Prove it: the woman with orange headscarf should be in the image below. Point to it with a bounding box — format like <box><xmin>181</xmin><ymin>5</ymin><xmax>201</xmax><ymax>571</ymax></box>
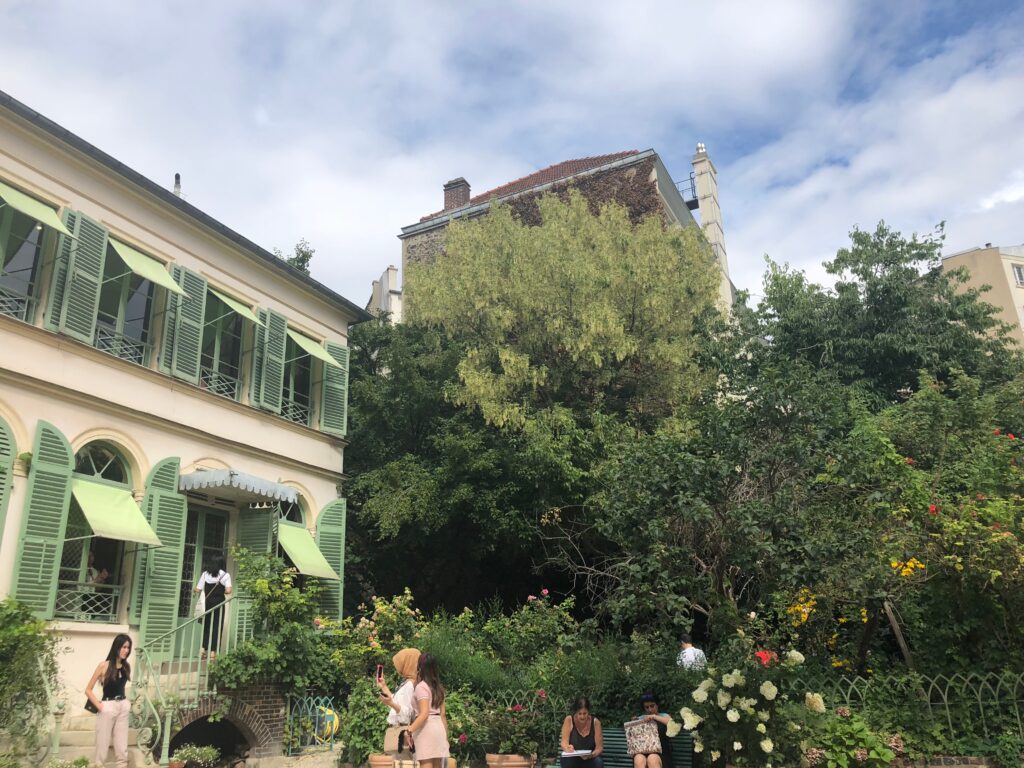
<box><xmin>378</xmin><ymin>648</ymin><xmax>421</xmax><ymax>753</ymax></box>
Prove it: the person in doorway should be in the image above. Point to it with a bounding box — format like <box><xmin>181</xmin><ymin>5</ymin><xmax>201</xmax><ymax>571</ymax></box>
<box><xmin>676</xmin><ymin>634</ymin><xmax>707</xmax><ymax>670</ymax></box>
<box><xmin>378</xmin><ymin>647</ymin><xmax>422</xmax><ymax>753</ymax></box>
<box><xmin>85</xmin><ymin>633</ymin><xmax>132</xmax><ymax>768</ymax></box>
<box><xmin>194</xmin><ymin>555</ymin><xmax>232</xmax><ymax>659</ymax></box>
<box><xmin>407</xmin><ymin>653</ymin><xmax>449</xmax><ymax>768</ymax></box>
<box><xmin>634</xmin><ymin>693</ymin><xmax>673</xmax><ymax>768</ymax></box>
<box><xmin>560</xmin><ymin>695</ymin><xmax>604</xmax><ymax>768</ymax></box>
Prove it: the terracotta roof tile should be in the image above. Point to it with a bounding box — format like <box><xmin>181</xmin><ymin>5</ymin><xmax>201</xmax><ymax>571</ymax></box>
<box><xmin>420</xmin><ymin>150</ymin><xmax>640</xmax><ymax>222</ymax></box>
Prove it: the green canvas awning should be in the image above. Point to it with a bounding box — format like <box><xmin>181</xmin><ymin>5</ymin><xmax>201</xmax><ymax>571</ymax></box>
<box><xmin>287</xmin><ymin>329</ymin><xmax>341</xmax><ymax>368</ymax></box>
<box><xmin>209</xmin><ymin>287</ymin><xmax>261</xmax><ymax>325</ymax></box>
<box><xmin>71</xmin><ymin>479</ymin><xmax>163</xmax><ymax>547</ymax></box>
<box><xmin>108</xmin><ymin>238</ymin><xmax>186</xmax><ymax>296</ymax></box>
<box><xmin>277</xmin><ymin>523</ymin><xmax>339</xmax><ymax>580</ymax></box>
<box><xmin>0</xmin><ymin>180</ymin><xmax>72</xmax><ymax>236</ymax></box>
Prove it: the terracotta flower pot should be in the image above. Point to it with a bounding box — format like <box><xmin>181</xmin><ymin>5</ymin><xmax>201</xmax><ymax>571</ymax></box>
<box><xmin>369</xmin><ymin>753</ymin><xmax>395</xmax><ymax>768</ymax></box>
<box><xmin>485</xmin><ymin>754</ymin><xmax>535</xmax><ymax>768</ymax></box>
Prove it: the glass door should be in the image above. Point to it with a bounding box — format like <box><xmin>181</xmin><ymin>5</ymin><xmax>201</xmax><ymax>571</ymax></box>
<box><xmin>175</xmin><ymin>505</ymin><xmax>228</xmax><ymax>657</ymax></box>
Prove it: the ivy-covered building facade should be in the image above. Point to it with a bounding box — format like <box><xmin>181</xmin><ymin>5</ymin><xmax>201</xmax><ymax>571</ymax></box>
<box><xmin>0</xmin><ymin>89</ymin><xmax>368</xmax><ymax>713</ymax></box>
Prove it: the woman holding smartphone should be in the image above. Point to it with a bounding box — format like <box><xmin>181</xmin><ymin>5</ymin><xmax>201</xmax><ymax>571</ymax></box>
<box><xmin>377</xmin><ymin>648</ymin><xmax>421</xmax><ymax>752</ymax></box>
<box><xmin>407</xmin><ymin>653</ymin><xmax>449</xmax><ymax>768</ymax></box>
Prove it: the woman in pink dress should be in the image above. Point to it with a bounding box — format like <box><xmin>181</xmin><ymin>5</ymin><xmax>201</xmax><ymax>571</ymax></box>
<box><xmin>408</xmin><ymin>653</ymin><xmax>450</xmax><ymax>768</ymax></box>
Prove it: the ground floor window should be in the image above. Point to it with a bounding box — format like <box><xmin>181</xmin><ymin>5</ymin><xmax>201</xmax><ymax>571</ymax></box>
<box><xmin>54</xmin><ymin>503</ymin><xmax>124</xmax><ymax>622</ymax></box>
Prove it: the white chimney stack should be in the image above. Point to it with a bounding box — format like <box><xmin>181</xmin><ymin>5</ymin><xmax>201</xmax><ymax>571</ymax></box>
<box><xmin>691</xmin><ymin>142</ymin><xmax>732</xmax><ymax>309</ymax></box>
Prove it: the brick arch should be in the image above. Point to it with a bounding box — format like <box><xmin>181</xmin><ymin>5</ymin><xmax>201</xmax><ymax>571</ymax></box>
<box><xmin>176</xmin><ymin>697</ymin><xmax>271</xmax><ymax>751</ymax></box>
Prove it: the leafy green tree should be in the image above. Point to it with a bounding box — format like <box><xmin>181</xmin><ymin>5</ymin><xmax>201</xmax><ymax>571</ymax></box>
<box><xmin>406</xmin><ymin>191</ymin><xmax>720</xmax><ymax>429</ymax></box>
<box><xmin>274</xmin><ymin>237</ymin><xmax>315</xmax><ymax>275</ymax></box>
<box><xmin>756</xmin><ymin>222</ymin><xmax>1018</xmax><ymax>404</ymax></box>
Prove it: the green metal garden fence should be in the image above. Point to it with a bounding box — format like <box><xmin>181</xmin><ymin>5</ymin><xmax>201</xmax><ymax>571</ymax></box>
<box><xmin>285</xmin><ymin>694</ymin><xmax>341</xmax><ymax>755</ymax></box>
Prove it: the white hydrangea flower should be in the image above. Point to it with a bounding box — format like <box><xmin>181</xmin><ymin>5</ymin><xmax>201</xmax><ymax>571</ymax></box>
<box><xmin>805</xmin><ymin>692</ymin><xmax>826</xmax><ymax>714</ymax></box>
<box><xmin>757</xmin><ymin>710</ymin><xmax>770</xmax><ymax>722</ymax></box>
<box><xmin>679</xmin><ymin>708</ymin><xmax>703</xmax><ymax>731</ymax></box>
<box><xmin>710</xmin><ymin>751</ymin><xmax>720</xmax><ymax>763</ymax></box>
<box><xmin>785</xmin><ymin>649</ymin><xmax>806</xmax><ymax>667</ymax></box>
<box><xmin>693</xmin><ymin>738</ymin><xmax>704</xmax><ymax>754</ymax></box>
<box><xmin>717</xmin><ymin>689</ymin><xmax>733</xmax><ymax>709</ymax></box>
<box><xmin>726</xmin><ymin>708</ymin><xmax>740</xmax><ymax>723</ymax></box>
<box><xmin>759</xmin><ymin>681</ymin><xmax>778</xmax><ymax>701</ymax></box>
<box><xmin>756</xmin><ymin>723</ymin><xmax>767</xmax><ymax>734</ymax></box>
<box><xmin>691</xmin><ymin>687</ymin><xmax>709</xmax><ymax>704</ymax></box>
<box><xmin>698</xmin><ymin>677</ymin><xmax>717</xmax><ymax>692</ymax></box>
<box><xmin>733</xmin><ymin>741</ymin><xmax>743</xmax><ymax>751</ymax></box>
<box><xmin>666</xmin><ymin>720</ymin><xmax>682</xmax><ymax>738</ymax></box>
<box><xmin>760</xmin><ymin>738</ymin><xmax>774</xmax><ymax>753</ymax></box>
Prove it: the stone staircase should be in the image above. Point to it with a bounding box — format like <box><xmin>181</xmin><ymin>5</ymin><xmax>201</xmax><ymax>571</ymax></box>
<box><xmin>52</xmin><ymin>713</ymin><xmax>147</xmax><ymax>767</ymax></box>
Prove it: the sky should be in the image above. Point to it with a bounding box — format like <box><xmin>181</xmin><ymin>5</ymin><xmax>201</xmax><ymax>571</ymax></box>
<box><xmin>1</xmin><ymin>0</ymin><xmax>1022</xmax><ymax>305</ymax></box>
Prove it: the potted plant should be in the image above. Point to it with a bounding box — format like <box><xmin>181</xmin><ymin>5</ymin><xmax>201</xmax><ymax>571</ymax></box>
<box><xmin>170</xmin><ymin>743</ymin><xmax>220</xmax><ymax>768</ymax></box>
<box><xmin>479</xmin><ymin>693</ymin><xmax>547</xmax><ymax>768</ymax></box>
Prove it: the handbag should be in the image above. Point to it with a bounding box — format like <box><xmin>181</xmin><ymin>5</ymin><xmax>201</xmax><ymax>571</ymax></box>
<box><xmin>84</xmin><ymin>698</ymin><xmax>99</xmax><ymax>714</ymax></box>
<box><xmin>193</xmin><ymin>587</ymin><xmax>206</xmax><ymax>619</ymax></box>
<box><xmin>624</xmin><ymin>718</ymin><xmax>661</xmax><ymax>756</ymax></box>
<box><xmin>384</xmin><ymin>726</ymin><xmax>412</xmax><ymax>754</ymax></box>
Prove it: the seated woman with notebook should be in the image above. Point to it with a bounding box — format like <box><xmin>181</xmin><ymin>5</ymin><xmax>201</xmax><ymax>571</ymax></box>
<box><xmin>560</xmin><ymin>695</ymin><xmax>603</xmax><ymax>768</ymax></box>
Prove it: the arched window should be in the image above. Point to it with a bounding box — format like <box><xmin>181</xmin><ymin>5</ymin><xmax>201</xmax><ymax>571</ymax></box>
<box><xmin>278</xmin><ymin>499</ymin><xmax>305</xmax><ymax>525</ymax></box>
<box><xmin>54</xmin><ymin>442</ymin><xmax>132</xmax><ymax>622</ymax></box>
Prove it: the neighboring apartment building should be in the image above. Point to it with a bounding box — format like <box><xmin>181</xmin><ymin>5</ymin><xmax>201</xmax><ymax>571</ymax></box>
<box><xmin>390</xmin><ymin>143</ymin><xmax>734</xmax><ymax>313</ymax></box>
<box><xmin>0</xmin><ymin>89</ymin><xmax>368</xmax><ymax>715</ymax></box>
<box><xmin>943</xmin><ymin>243</ymin><xmax>1024</xmax><ymax>345</ymax></box>
<box><xmin>366</xmin><ymin>263</ymin><xmax>403</xmax><ymax>322</ymax></box>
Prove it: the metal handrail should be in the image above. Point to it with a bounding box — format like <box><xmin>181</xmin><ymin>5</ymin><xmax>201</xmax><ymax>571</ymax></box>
<box><xmin>132</xmin><ymin>594</ymin><xmax>255</xmax><ymax>766</ymax></box>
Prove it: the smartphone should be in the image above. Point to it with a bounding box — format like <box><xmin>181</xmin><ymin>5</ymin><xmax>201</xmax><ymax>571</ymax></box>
<box><xmin>376</xmin><ymin>664</ymin><xmax>384</xmax><ymax>681</ymax></box>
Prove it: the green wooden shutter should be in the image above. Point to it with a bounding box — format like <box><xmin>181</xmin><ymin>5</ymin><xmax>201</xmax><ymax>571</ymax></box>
<box><xmin>58</xmin><ymin>213</ymin><xmax>108</xmax><ymax>344</ymax></box>
<box><xmin>315</xmin><ymin>499</ymin><xmax>346</xmax><ymax>621</ymax></box>
<box><xmin>0</xmin><ymin>417</ymin><xmax>15</xmax><ymax>552</ymax></box>
<box><xmin>231</xmin><ymin>508</ymin><xmax>277</xmax><ymax>642</ymax></box>
<box><xmin>44</xmin><ymin>209</ymin><xmax>79</xmax><ymax>331</ymax></box>
<box><xmin>159</xmin><ymin>266</ymin><xmax>182</xmax><ymax>375</ymax></box>
<box><xmin>320</xmin><ymin>342</ymin><xmax>350</xmax><ymax>437</ymax></box>
<box><xmin>258</xmin><ymin>310</ymin><xmax>287</xmax><ymax>414</ymax></box>
<box><xmin>138</xmin><ymin>459</ymin><xmax>187</xmax><ymax>663</ymax></box>
<box><xmin>249</xmin><ymin>308</ymin><xmax>267</xmax><ymax>406</ymax></box>
<box><xmin>12</xmin><ymin>421</ymin><xmax>74</xmax><ymax>618</ymax></box>
<box><xmin>170</xmin><ymin>267</ymin><xmax>207</xmax><ymax>384</ymax></box>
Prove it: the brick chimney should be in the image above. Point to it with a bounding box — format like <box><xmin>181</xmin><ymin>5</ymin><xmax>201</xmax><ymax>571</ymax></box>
<box><xmin>443</xmin><ymin>177</ymin><xmax>471</xmax><ymax>211</ymax></box>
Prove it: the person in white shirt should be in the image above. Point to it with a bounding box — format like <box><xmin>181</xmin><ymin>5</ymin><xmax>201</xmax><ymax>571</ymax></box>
<box><xmin>194</xmin><ymin>556</ymin><xmax>232</xmax><ymax>659</ymax></box>
<box><xmin>676</xmin><ymin>634</ymin><xmax>707</xmax><ymax>670</ymax></box>
<box><xmin>378</xmin><ymin>648</ymin><xmax>421</xmax><ymax>753</ymax></box>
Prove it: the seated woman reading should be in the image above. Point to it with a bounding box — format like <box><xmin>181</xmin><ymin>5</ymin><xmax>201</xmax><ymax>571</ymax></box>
<box><xmin>634</xmin><ymin>693</ymin><xmax>672</xmax><ymax>768</ymax></box>
<box><xmin>560</xmin><ymin>696</ymin><xmax>603</xmax><ymax>768</ymax></box>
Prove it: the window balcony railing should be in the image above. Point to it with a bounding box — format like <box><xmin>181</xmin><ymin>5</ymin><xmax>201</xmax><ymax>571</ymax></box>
<box><xmin>0</xmin><ymin>284</ymin><xmax>33</xmax><ymax>322</ymax></box>
<box><xmin>200</xmin><ymin>365</ymin><xmax>241</xmax><ymax>400</ymax></box>
<box><xmin>54</xmin><ymin>580</ymin><xmax>122</xmax><ymax>623</ymax></box>
<box><xmin>94</xmin><ymin>325</ymin><xmax>150</xmax><ymax>366</ymax></box>
<box><xmin>281</xmin><ymin>396</ymin><xmax>311</xmax><ymax>426</ymax></box>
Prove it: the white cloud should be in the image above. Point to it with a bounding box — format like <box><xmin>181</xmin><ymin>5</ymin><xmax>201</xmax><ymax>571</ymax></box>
<box><xmin>0</xmin><ymin>1</ymin><xmax>1020</xmax><ymax>307</ymax></box>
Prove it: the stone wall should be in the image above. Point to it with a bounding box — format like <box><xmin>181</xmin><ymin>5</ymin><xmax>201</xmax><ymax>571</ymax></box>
<box><xmin>898</xmin><ymin>758</ymin><xmax>993</xmax><ymax>767</ymax></box>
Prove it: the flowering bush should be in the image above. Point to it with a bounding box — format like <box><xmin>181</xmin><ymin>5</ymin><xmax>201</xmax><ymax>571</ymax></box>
<box><xmin>671</xmin><ymin>637</ymin><xmax>827</xmax><ymax>767</ymax></box>
<box><xmin>800</xmin><ymin>709</ymin><xmax>895</xmax><ymax>767</ymax></box>
<box><xmin>478</xmin><ymin>691</ymin><xmax>549</xmax><ymax>756</ymax></box>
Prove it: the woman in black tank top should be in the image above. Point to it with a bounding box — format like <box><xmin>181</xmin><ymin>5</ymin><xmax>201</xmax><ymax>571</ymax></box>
<box><xmin>85</xmin><ymin>634</ymin><xmax>133</xmax><ymax>768</ymax></box>
<box><xmin>559</xmin><ymin>696</ymin><xmax>604</xmax><ymax>768</ymax></box>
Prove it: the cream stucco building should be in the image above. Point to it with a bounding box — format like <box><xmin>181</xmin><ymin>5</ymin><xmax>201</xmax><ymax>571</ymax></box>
<box><xmin>943</xmin><ymin>243</ymin><xmax>1024</xmax><ymax>345</ymax></box>
<box><xmin>0</xmin><ymin>88</ymin><xmax>368</xmax><ymax>741</ymax></box>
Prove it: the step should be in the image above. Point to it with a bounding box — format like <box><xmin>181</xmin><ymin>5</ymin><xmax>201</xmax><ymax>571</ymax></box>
<box><xmin>59</xmin><ymin>728</ymin><xmax>140</xmax><ymax>747</ymax></box>
<box><xmin>54</xmin><ymin>744</ymin><xmax>146</xmax><ymax>767</ymax></box>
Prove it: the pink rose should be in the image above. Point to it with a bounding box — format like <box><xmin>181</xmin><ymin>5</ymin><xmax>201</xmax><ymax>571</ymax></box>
<box><xmin>541</xmin><ymin>588</ymin><xmax>549</xmax><ymax>596</ymax></box>
<box><xmin>527</xmin><ymin>595</ymin><xmax>537</xmax><ymax>602</ymax></box>
<box><xmin>458</xmin><ymin>734</ymin><xmax>468</xmax><ymax>744</ymax></box>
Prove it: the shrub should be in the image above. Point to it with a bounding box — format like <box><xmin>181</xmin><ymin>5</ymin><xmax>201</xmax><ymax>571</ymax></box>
<box><xmin>170</xmin><ymin>743</ymin><xmax>219</xmax><ymax>767</ymax></box>
<box><xmin>339</xmin><ymin>677</ymin><xmax>389</xmax><ymax>764</ymax></box>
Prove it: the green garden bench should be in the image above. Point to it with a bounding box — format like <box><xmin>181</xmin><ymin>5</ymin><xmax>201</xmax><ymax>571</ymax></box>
<box><xmin>550</xmin><ymin>727</ymin><xmax>693</xmax><ymax>768</ymax></box>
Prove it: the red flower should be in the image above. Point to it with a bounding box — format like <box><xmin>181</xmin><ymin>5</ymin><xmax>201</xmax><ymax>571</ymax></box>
<box><xmin>458</xmin><ymin>734</ymin><xmax>468</xmax><ymax>744</ymax></box>
<box><xmin>928</xmin><ymin>504</ymin><xmax>938</xmax><ymax>516</ymax></box>
<box><xmin>511</xmin><ymin>704</ymin><xmax>525</xmax><ymax>713</ymax></box>
<box><xmin>754</xmin><ymin>650</ymin><xmax>777</xmax><ymax>667</ymax></box>
<box><xmin>994</xmin><ymin>428</ymin><xmax>1002</xmax><ymax>435</ymax></box>
<box><xmin>905</xmin><ymin>457</ymin><xmax>915</xmax><ymax>465</ymax></box>
<box><xmin>536</xmin><ymin>689</ymin><xmax>547</xmax><ymax>699</ymax></box>
<box><xmin>1009</xmin><ymin>433</ymin><xmax>1017</xmax><ymax>440</ymax></box>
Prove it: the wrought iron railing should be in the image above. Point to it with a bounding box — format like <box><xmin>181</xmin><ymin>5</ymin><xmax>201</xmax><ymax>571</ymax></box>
<box><xmin>787</xmin><ymin>670</ymin><xmax>1024</xmax><ymax>742</ymax></box>
<box><xmin>0</xmin><ymin>283</ymin><xmax>32</xmax><ymax>321</ymax></box>
<box><xmin>284</xmin><ymin>694</ymin><xmax>340</xmax><ymax>755</ymax></box>
<box><xmin>94</xmin><ymin>325</ymin><xmax>150</xmax><ymax>365</ymax></box>
<box><xmin>281</xmin><ymin>396</ymin><xmax>311</xmax><ymax>426</ymax></box>
<box><xmin>132</xmin><ymin>595</ymin><xmax>255</xmax><ymax>766</ymax></box>
<box><xmin>53</xmin><ymin>580</ymin><xmax>122</xmax><ymax>623</ymax></box>
<box><xmin>199</xmin><ymin>366</ymin><xmax>240</xmax><ymax>400</ymax></box>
